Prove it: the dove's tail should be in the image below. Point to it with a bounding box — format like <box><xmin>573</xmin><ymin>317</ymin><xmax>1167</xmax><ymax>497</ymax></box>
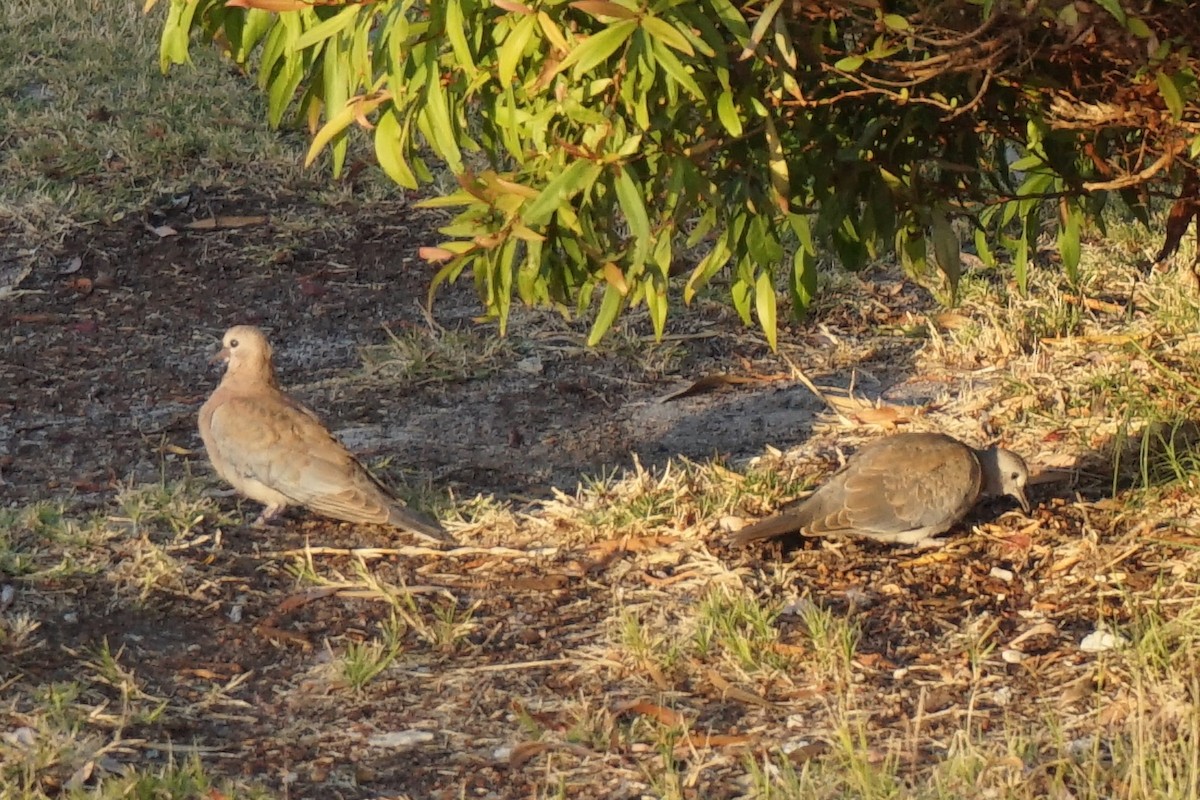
<box><xmin>387</xmin><ymin>504</ymin><xmax>452</xmax><ymax>545</ymax></box>
<box><xmin>727</xmin><ymin>514</ymin><xmax>804</xmax><ymax>546</ymax></box>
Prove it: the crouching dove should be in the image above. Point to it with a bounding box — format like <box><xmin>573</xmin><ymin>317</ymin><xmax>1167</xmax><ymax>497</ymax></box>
<box><xmin>729</xmin><ymin>432</ymin><xmax>1030</xmax><ymax>547</ymax></box>
<box><xmin>198</xmin><ymin>325</ymin><xmax>449</xmax><ymax>544</ymax></box>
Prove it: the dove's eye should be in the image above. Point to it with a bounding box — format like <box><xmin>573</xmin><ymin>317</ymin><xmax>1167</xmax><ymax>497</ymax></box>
<box><xmin>230</xmin><ymin>339</ymin><xmax>239</xmax><ymax>348</ymax></box>
<box><xmin>1010</xmin><ymin>472</ymin><xmax>1020</xmax><ymax>480</ymax></box>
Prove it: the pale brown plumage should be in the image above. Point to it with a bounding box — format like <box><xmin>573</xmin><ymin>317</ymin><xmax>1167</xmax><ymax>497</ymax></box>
<box><xmin>198</xmin><ymin>325</ymin><xmax>448</xmax><ymax>543</ymax></box>
<box><xmin>729</xmin><ymin>432</ymin><xmax>1031</xmax><ymax>547</ymax></box>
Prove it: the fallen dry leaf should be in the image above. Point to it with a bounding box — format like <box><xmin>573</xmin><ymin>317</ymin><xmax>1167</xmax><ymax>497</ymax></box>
<box><xmin>616</xmin><ymin>700</ymin><xmax>686</xmax><ymax>727</ymax></box>
<box><xmin>185</xmin><ymin>215</ymin><xmax>269</xmax><ymax>231</ymax></box>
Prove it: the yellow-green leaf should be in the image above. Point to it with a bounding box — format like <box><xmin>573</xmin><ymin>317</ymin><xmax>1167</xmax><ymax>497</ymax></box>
<box><xmin>522</xmin><ymin>160</ymin><xmax>603</xmax><ymax>226</ymax></box>
<box><xmin>754</xmin><ymin>270</ymin><xmax>777</xmax><ymax>350</ymax></box>
<box><xmin>558</xmin><ymin>19</ymin><xmax>637</xmax><ymax>77</ymax></box>
<box><xmin>739</xmin><ymin>0</ymin><xmax>782</xmax><ymax>59</ymax></box>
<box><xmin>614</xmin><ymin>166</ymin><xmax>651</xmax><ymax>267</ymax></box>
<box><xmin>642</xmin><ymin>15</ymin><xmax>694</xmax><ymax>55</ymax></box>
<box><xmin>1058</xmin><ymin>202</ymin><xmax>1081</xmax><ymax>282</ymax></box>
<box><xmin>834</xmin><ymin>54</ymin><xmax>864</xmax><ymax>72</ymax></box>
<box><xmin>646</xmin><ymin>279</ymin><xmax>668</xmax><ymax>340</ymax></box>
<box><xmin>291</xmin><ymin>4</ymin><xmax>360</xmax><ymax>52</ymax></box>
<box><xmin>649</xmin><ymin>38</ymin><xmax>703</xmax><ymax>99</ymax></box>
<box><xmin>1156</xmin><ymin>71</ymin><xmax>1184</xmax><ymax>121</ymax></box>
<box><xmin>764</xmin><ymin>113</ymin><xmax>789</xmax><ymax>212</ymax></box>
<box><xmin>373</xmin><ymin>108</ymin><xmax>418</xmax><ymax>189</ymax></box>
<box><xmin>445</xmin><ymin>0</ymin><xmax>477</xmax><ymax>77</ymax></box>
<box><xmin>537</xmin><ymin>11</ymin><xmax>570</xmax><ymax>52</ymax></box>
<box><xmin>716</xmin><ymin>91</ymin><xmax>743</xmax><ymax>137</ymax></box>
<box><xmin>498</xmin><ymin>14</ymin><xmax>537</xmax><ymax>87</ymax></box>
<box><xmin>587</xmin><ymin>284</ymin><xmax>624</xmax><ymax>345</ymax></box>
<box><xmin>305</xmin><ymin>103</ymin><xmax>358</xmax><ymax>167</ymax></box>
<box><xmin>422</xmin><ymin>64</ymin><xmax>463</xmax><ymax>171</ymax></box>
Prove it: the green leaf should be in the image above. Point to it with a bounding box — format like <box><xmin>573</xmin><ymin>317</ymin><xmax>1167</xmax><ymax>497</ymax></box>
<box><xmin>495</xmin><ymin>238</ymin><xmax>517</xmax><ymax>335</ymax></box>
<box><xmin>322</xmin><ymin>34</ymin><xmax>351</xmax><ymax>176</ymax></box>
<box><xmin>743</xmin><ymin>0</ymin><xmax>783</xmax><ymax>59</ymax></box>
<box><xmin>642</xmin><ymin>15</ymin><xmax>694</xmax><ymax>55</ymax></box>
<box><xmin>159</xmin><ymin>0</ymin><xmax>202</xmax><ymax>71</ymax></box>
<box><xmin>374</xmin><ymin>108</ymin><xmax>418</xmax><ymax>189</ymax></box>
<box><xmin>1008</xmin><ymin>154</ymin><xmax>1044</xmax><ymax>172</ymax></box>
<box><xmin>834</xmin><ymin>55</ymin><xmax>865</xmax><ymax>72</ymax></box>
<box><xmin>929</xmin><ymin>208</ymin><xmax>961</xmax><ymax>301</ymax></box>
<box><xmin>445</xmin><ymin>0</ymin><xmax>477</xmax><ymax>78</ymax></box>
<box><xmin>789</xmin><ymin>247</ymin><xmax>817</xmax><ymax>317</ymax></box>
<box><xmin>788</xmin><ymin>213</ymin><xmax>816</xmax><ymax>255</ymax></box>
<box><xmin>614</xmin><ymin>166</ymin><xmax>651</xmax><ymax>267</ymax></box>
<box><xmin>685</xmin><ymin>228</ymin><xmax>733</xmax><ymax>303</ymax></box>
<box><xmin>522</xmin><ymin>160</ymin><xmax>603</xmax><ymax>227</ymax></box>
<box><xmin>650</xmin><ymin>38</ymin><xmax>703</xmax><ymax>99</ymax></box>
<box><xmin>897</xmin><ymin>225</ymin><xmax>927</xmax><ymax>277</ymax></box>
<box><xmin>754</xmin><ymin>269</ymin><xmax>778</xmax><ymax>351</ymax></box>
<box><xmin>498</xmin><ymin>14</ymin><xmax>537</xmax><ymax>87</ymax></box>
<box><xmin>763</xmin><ymin>113</ymin><xmax>789</xmax><ymax>212</ymax></box>
<box><xmin>882</xmin><ymin>13</ymin><xmax>909</xmax><ymax>32</ymax></box>
<box><xmin>1156</xmin><ymin>71</ymin><xmax>1184</xmax><ymax>121</ymax></box>
<box><xmin>716</xmin><ymin>90</ymin><xmax>742</xmax><ymax>137</ymax></box>
<box><xmin>973</xmin><ymin>225</ymin><xmax>995</xmax><ymax>267</ymax></box>
<box><xmin>730</xmin><ymin>261</ymin><xmax>754</xmax><ymax>325</ymax></box>
<box><xmin>1059</xmin><ymin>202</ymin><xmax>1082</xmax><ymax>283</ymax></box>
<box><xmin>1127</xmin><ymin>16</ymin><xmax>1152</xmax><ymax>37</ymax></box>
<box><xmin>587</xmin><ymin>284</ymin><xmax>624</xmax><ymax>345</ymax></box>
<box><xmin>292</xmin><ymin>5</ymin><xmax>360</xmax><ymax>52</ymax></box>
<box><xmin>646</xmin><ymin>278</ymin><xmax>668</xmax><ymax>340</ymax></box>
<box><xmin>558</xmin><ymin>19</ymin><xmax>637</xmax><ymax>78</ymax></box>
<box><xmin>1093</xmin><ymin>0</ymin><xmax>1126</xmax><ymax>25</ymax></box>
<box><xmin>706</xmin><ymin>0</ymin><xmax>751</xmax><ymax>44</ymax></box>
<box><xmin>421</xmin><ymin>62</ymin><xmax>463</xmax><ymax>171</ymax></box>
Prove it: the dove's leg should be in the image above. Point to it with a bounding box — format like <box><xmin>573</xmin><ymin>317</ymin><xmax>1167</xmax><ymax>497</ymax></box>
<box><xmin>253</xmin><ymin>504</ymin><xmax>286</xmax><ymax>527</ymax></box>
<box><xmin>910</xmin><ymin>536</ymin><xmax>949</xmax><ymax>550</ymax></box>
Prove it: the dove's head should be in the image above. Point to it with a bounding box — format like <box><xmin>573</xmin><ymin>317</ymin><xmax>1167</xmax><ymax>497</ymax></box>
<box><xmin>979</xmin><ymin>447</ymin><xmax>1031</xmax><ymax>513</ymax></box>
<box><xmin>212</xmin><ymin>325</ymin><xmax>276</xmax><ymax>384</ymax></box>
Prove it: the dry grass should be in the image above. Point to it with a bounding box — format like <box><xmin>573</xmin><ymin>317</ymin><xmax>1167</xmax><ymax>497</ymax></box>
<box><xmin>7</xmin><ymin>2</ymin><xmax>1200</xmax><ymax>799</ymax></box>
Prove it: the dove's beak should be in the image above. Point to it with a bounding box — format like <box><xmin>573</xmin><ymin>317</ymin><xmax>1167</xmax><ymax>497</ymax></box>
<box><xmin>1013</xmin><ymin>487</ymin><xmax>1031</xmax><ymax>514</ymax></box>
<box><xmin>209</xmin><ymin>346</ymin><xmax>231</xmax><ymax>365</ymax></box>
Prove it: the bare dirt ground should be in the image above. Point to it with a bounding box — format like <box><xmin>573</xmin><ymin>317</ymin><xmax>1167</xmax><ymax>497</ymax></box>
<box><xmin>5</xmin><ymin>187</ymin><xmax>1199</xmax><ymax>799</ymax></box>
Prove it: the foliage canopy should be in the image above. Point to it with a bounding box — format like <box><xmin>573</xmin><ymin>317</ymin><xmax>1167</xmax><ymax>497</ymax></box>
<box><xmin>154</xmin><ymin>0</ymin><xmax>1200</xmax><ymax>346</ymax></box>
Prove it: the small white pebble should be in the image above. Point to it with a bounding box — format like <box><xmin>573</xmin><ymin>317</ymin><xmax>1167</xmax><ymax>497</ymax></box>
<box><xmin>1080</xmin><ymin>629</ymin><xmax>1127</xmax><ymax>653</ymax></box>
<box><xmin>718</xmin><ymin>515</ymin><xmax>747</xmax><ymax>532</ymax></box>
<box><xmin>993</xmin><ymin>686</ymin><xmax>1013</xmax><ymax>707</ymax></box>
<box><xmin>1001</xmin><ymin>649</ymin><xmax>1026</xmax><ymax>664</ymax></box>
<box><xmin>989</xmin><ymin>567</ymin><xmax>1014</xmax><ymax>582</ymax></box>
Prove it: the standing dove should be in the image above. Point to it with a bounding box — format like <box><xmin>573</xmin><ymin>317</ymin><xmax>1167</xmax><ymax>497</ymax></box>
<box><xmin>729</xmin><ymin>432</ymin><xmax>1030</xmax><ymax>547</ymax></box>
<box><xmin>198</xmin><ymin>325</ymin><xmax>448</xmax><ymax>543</ymax></box>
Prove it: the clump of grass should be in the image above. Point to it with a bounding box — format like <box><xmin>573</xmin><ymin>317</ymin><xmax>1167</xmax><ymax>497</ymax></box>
<box><xmin>360</xmin><ymin>325</ymin><xmax>512</xmax><ymax>386</ymax></box>
<box><xmin>340</xmin><ymin>614</ymin><xmax>406</xmax><ymax>692</ymax></box>
<box><xmin>694</xmin><ymin>585</ymin><xmax>793</xmax><ymax>674</ymax></box>
<box><xmin>114</xmin><ymin>480</ymin><xmax>216</xmax><ymax>539</ymax></box>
